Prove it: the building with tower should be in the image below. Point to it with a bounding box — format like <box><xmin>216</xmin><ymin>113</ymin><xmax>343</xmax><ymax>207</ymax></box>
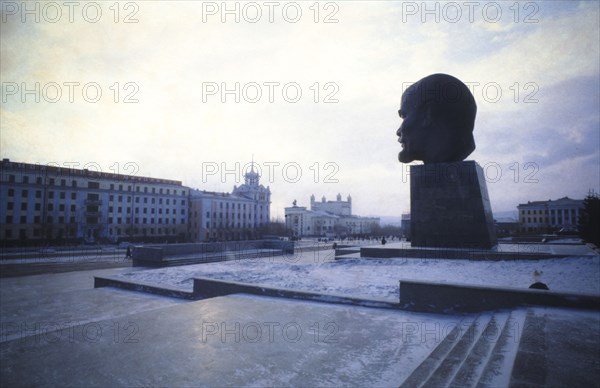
<box><xmin>284</xmin><ymin>194</ymin><xmax>379</xmax><ymax>238</ymax></box>
<box><xmin>0</xmin><ymin>158</ymin><xmax>272</xmax><ymax>246</ymax></box>
<box><xmin>310</xmin><ymin>193</ymin><xmax>352</xmax><ymax>216</ymax></box>
<box><xmin>189</xmin><ymin>163</ymin><xmax>271</xmax><ymax>242</ymax></box>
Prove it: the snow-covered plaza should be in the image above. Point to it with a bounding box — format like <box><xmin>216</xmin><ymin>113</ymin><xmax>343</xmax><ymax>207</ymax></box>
<box><xmin>2</xmin><ymin>242</ymin><xmax>599</xmax><ymax>386</ymax></box>
<box><xmin>114</xmin><ymin>246</ymin><xmax>600</xmax><ymax>300</ymax></box>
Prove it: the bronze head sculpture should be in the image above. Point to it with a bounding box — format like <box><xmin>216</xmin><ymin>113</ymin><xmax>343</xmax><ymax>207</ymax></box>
<box><xmin>397</xmin><ymin>73</ymin><xmax>477</xmax><ymax>164</ymax></box>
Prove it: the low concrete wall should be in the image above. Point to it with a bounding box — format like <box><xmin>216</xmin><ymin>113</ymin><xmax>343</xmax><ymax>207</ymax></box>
<box><xmin>94</xmin><ymin>276</ymin><xmax>196</xmax><ymax>300</ymax></box>
<box><xmin>96</xmin><ymin>274</ymin><xmax>599</xmax><ymax>313</ymax></box>
<box><xmin>360</xmin><ymin>247</ymin><xmax>567</xmax><ymax>260</ymax></box>
<box><xmin>261</xmin><ymin>239</ymin><xmax>294</xmax><ymax>254</ymax></box>
<box><xmin>193</xmin><ymin>277</ymin><xmax>397</xmax><ymax>309</ymax></box>
<box><xmin>399</xmin><ymin>280</ymin><xmax>600</xmax><ymax>313</ymax></box>
<box><xmin>335</xmin><ymin>248</ymin><xmax>360</xmax><ymax>256</ymax></box>
<box><xmin>133</xmin><ymin>240</ymin><xmax>294</xmax><ymax>266</ymax></box>
<box><xmin>133</xmin><ymin>247</ymin><xmax>163</xmax><ymax>262</ymax></box>
<box><xmin>334</xmin><ymin>244</ymin><xmax>361</xmax><ymax>257</ymax></box>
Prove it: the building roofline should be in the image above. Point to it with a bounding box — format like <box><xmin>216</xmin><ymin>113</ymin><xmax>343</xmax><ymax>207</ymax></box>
<box><xmin>1</xmin><ymin>158</ymin><xmax>182</xmax><ymax>186</ymax></box>
<box><xmin>517</xmin><ymin>196</ymin><xmax>584</xmax><ymax>208</ymax></box>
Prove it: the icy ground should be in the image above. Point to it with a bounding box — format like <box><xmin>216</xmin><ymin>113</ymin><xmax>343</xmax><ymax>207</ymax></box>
<box><xmin>115</xmin><ymin>251</ymin><xmax>600</xmax><ymax>302</ymax></box>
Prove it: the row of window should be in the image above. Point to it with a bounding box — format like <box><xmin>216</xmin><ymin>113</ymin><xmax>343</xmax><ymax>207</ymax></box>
<box><xmin>109</xmin><ymin>195</ymin><xmax>186</xmax><ymax>205</ymax></box>
<box><xmin>5</xmin><ymin>175</ymin><xmax>186</xmax><ymax>196</ymax></box>
<box><xmin>520</xmin><ymin>209</ymin><xmax>546</xmax><ymax>215</ymax></box>
<box><xmin>108</xmin><ymin>207</ymin><xmax>185</xmax><ymax>215</ymax></box>
<box><xmin>108</xmin><ymin>227</ymin><xmax>180</xmax><ymax>236</ymax></box>
<box><xmin>523</xmin><ymin>217</ymin><xmax>545</xmax><ymax>224</ymax></box>
<box><xmin>6</xmin><ymin>203</ymin><xmax>78</xmax><ymax>212</ymax></box>
<box><xmin>206</xmin><ymin>222</ymin><xmax>262</xmax><ymax>229</ymax></box>
<box><xmin>4</xmin><ymin>228</ymin><xmax>65</xmax><ymax>239</ymax></box>
<box><xmin>209</xmin><ymin>213</ymin><xmax>264</xmax><ymax>220</ymax></box>
<box><xmin>6</xmin><ymin>175</ymin><xmax>75</xmax><ymax>186</ymax></box>
<box><xmin>521</xmin><ymin>208</ymin><xmax>580</xmax><ymax>215</ymax></box>
<box><xmin>5</xmin><ymin>189</ymin><xmax>187</xmax><ymax>205</ymax></box>
<box><xmin>193</xmin><ymin>220</ymin><xmax>261</xmax><ymax>228</ymax></box>
<box><xmin>6</xmin><ymin>215</ymin><xmax>75</xmax><ymax>224</ymax></box>
<box><xmin>6</xmin><ymin>189</ymin><xmax>79</xmax><ymax>199</ymax></box>
<box><xmin>191</xmin><ymin>208</ymin><xmax>267</xmax><ymax>219</ymax></box>
<box><xmin>522</xmin><ymin>216</ymin><xmax>579</xmax><ymax>224</ymax></box>
<box><xmin>108</xmin><ymin>183</ymin><xmax>186</xmax><ymax>196</ymax></box>
<box><xmin>3</xmin><ymin>226</ymin><xmax>183</xmax><ymax>239</ymax></box>
<box><xmin>4</xmin><ymin>203</ymin><xmax>186</xmax><ymax>215</ymax></box>
<box><xmin>110</xmin><ymin>218</ymin><xmax>186</xmax><ymax>225</ymax></box>
<box><xmin>214</xmin><ymin>202</ymin><xmax>259</xmax><ymax>210</ymax></box>
<box><xmin>5</xmin><ymin>215</ymin><xmax>186</xmax><ymax>225</ymax></box>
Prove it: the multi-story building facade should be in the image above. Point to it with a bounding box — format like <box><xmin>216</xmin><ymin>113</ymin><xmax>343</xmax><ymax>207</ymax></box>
<box><xmin>284</xmin><ymin>194</ymin><xmax>379</xmax><ymax>238</ymax></box>
<box><xmin>310</xmin><ymin>193</ymin><xmax>352</xmax><ymax>216</ymax></box>
<box><xmin>0</xmin><ymin>159</ymin><xmax>189</xmax><ymax>245</ymax></box>
<box><xmin>189</xmin><ymin>165</ymin><xmax>271</xmax><ymax>242</ymax></box>
<box><xmin>517</xmin><ymin>196</ymin><xmax>584</xmax><ymax>233</ymax></box>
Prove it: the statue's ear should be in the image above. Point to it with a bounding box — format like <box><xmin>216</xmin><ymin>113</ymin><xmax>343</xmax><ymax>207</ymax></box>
<box><xmin>421</xmin><ymin>101</ymin><xmax>435</xmax><ymax>126</ymax></box>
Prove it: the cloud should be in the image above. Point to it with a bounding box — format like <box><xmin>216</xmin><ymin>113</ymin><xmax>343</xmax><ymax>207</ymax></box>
<box><xmin>1</xmin><ymin>1</ymin><xmax>598</xmax><ymax>217</ymax></box>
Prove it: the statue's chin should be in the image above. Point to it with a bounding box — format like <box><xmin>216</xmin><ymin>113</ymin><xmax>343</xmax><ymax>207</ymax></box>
<box><xmin>398</xmin><ymin>151</ymin><xmax>414</xmax><ymax>164</ymax></box>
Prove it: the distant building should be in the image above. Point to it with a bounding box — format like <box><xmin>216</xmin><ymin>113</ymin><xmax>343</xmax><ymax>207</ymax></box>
<box><xmin>189</xmin><ymin>164</ymin><xmax>270</xmax><ymax>241</ymax></box>
<box><xmin>0</xmin><ymin>158</ymin><xmax>189</xmax><ymax>245</ymax></box>
<box><xmin>284</xmin><ymin>194</ymin><xmax>379</xmax><ymax>238</ymax></box>
<box><xmin>517</xmin><ymin>196</ymin><xmax>584</xmax><ymax>233</ymax></box>
<box><xmin>310</xmin><ymin>193</ymin><xmax>352</xmax><ymax>216</ymax></box>
<box><xmin>494</xmin><ymin>217</ymin><xmax>520</xmax><ymax>237</ymax></box>
<box><xmin>0</xmin><ymin>158</ymin><xmax>273</xmax><ymax>246</ymax></box>
<box><xmin>401</xmin><ymin>213</ymin><xmax>411</xmax><ymax>239</ymax></box>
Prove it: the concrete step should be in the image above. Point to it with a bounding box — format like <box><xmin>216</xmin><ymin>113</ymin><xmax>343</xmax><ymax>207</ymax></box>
<box><xmin>400</xmin><ymin>314</ymin><xmax>488</xmax><ymax>388</ymax></box>
<box><xmin>400</xmin><ymin>311</ymin><xmax>524</xmax><ymax>388</ymax></box>
<box><xmin>424</xmin><ymin>313</ymin><xmax>493</xmax><ymax>387</ymax></box>
<box><xmin>477</xmin><ymin>309</ymin><xmax>527</xmax><ymax>387</ymax></box>
<box><xmin>399</xmin><ymin>317</ymin><xmax>468</xmax><ymax>387</ymax></box>
<box><xmin>450</xmin><ymin>312</ymin><xmax>511</xmax><ymax>387</ymax></box>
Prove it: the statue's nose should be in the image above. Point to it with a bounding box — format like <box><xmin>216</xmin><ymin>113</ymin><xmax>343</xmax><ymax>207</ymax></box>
<box><xmin>396</xmin><ymin>125</ymin><xmax>403</xmax><ymax>139</ymax></box>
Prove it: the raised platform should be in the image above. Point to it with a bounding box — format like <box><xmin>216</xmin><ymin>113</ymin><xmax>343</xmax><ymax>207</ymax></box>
<box><xmin>348</xmin><ymin>241</ymin><xmax>597</xmax><ymax>261</ymax></box>
<box><xmin>94</xmin><ymin>276</ymin><xmax>196</xmax><ymax>300</ymax></box>
<box><xmin>399</xmin><ymin>280</ymin><xmax>600</xmax><ymax>313</ymax></box>
<box><xmin>95</xmin><ymin>275</ymin><xmax>397</xmax><ymax>309</ymax></box>
<box><xmin>94</xmin><ymin>274</ymin><xmax>600</xmax><ymax>313</ymax></box>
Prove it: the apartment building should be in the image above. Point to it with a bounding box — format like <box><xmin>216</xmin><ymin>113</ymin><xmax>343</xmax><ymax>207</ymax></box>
<box><xmin>0</xmin><ymin>159</ymin><xmax>188</xmax><ymax>245</ymax></box>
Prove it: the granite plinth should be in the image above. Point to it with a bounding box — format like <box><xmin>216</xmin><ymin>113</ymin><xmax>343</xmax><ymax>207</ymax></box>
<box><xmin>410</xmin><ymin>161</ymin><xmax>497</xmax><ymax>249</ymax></box>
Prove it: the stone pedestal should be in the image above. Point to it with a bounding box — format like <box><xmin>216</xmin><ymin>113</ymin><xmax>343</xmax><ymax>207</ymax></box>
<box><xmin>410</xmin><ymin>161</ymin><xmax>497</xmax><ymax>249</ymax></box>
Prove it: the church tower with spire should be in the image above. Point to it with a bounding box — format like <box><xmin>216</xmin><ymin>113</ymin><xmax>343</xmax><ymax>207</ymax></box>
<box><xmin>244</xmin><ymin>160</ymin><xmax>260</xmax><ymax>187</ymax></box>
<box><xmin>189</xmin><ymin>158</ymin><xmax>272</xmax><ymax>242</ymax></box>
<box><xmin>232</xmin><ymin>158</ymin><xmax>271</xmax><ymax>226</ymax></box>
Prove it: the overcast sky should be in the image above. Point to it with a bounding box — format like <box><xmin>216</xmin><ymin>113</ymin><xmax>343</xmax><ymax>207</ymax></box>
<box><xmin>2</xmin><ymin>1</ymin><xmax>599</xmax><ymax>219</ymax></box>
